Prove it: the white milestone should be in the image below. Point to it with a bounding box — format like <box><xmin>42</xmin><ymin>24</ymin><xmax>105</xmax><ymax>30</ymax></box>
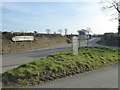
<box><xmin>72</xmin><ymin>36</ymin><xmax>78</xmax><ymax>55</ymax></box>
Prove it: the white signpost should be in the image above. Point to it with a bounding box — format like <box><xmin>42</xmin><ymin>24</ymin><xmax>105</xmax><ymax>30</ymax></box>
<box><xmin>12</xmin><ymin>36</ymin><xmax>34</xmax><ymax>42</ymax></box>
<box><xmin>78</xmin><ymin>35</ymin><xmax>89</xmax><ymax>39</ymax></box>
<box><xmin>78</xmin><ymin>35</ymin><xmax>89</xmax><ymax>47</ymax></box>
<box><xmin>72</xmin><ymin>36</ymin><xmax>78</xmax><ymax>55</ymax></box>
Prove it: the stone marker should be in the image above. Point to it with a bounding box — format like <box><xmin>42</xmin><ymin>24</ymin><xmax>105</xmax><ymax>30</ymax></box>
<box><xmin>72</xmin><ymin>36</ymin><xmax>78</xmax><ymax>55</ymax></box>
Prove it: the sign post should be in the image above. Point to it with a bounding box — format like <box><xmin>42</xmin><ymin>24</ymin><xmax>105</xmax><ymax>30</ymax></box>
<box><xmin>72</xmin><ymin>36</ymin><xmax>78</xmax><ymax>55</ymax></box>
<box><xmin>12</xmin><ymin>36</ymin><xmax>34</xmax><ymax>42</ymax></box>
<box><xmin>79</xmin><ymin>39</ymin><xmax>80</xmax><ymax>47</ymax></box>
<box><xmin>78</xmin><ymin>35</ymin><xmax>90</xmax><ymax>47</ymax></box>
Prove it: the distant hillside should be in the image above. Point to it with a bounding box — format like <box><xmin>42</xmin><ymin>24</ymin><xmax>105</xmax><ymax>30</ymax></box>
<box><xmin>2</xmin><ymin>32</ymin><xmax>72</xmax><ymax>54</ymax></box>
<box><xmin>97</xmin><ymin>33</ymin><xmax>119</xmax><ymax>47</ymax></box>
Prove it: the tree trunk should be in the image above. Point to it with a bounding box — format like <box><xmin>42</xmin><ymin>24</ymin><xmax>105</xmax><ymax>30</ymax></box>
<box><xmin>118</xmin><ymin>7</ymin><xmax>120</xmax><ymax>47</ymax></box>
<box><xmin>118</xmin><ymin>1</ymin><xmax>120</xmax><ymax>36</ymax></box>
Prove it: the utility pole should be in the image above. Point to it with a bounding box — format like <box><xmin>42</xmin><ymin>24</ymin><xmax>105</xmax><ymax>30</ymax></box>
<box><xmin>86</xmin><ymin>27</ymin><xmax>90</xmax><ymax>47</ymax></box>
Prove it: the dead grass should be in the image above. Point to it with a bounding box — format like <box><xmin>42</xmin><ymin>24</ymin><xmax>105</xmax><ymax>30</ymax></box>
<box><xmin>2</xmin><ymin>36</ymin><xmax>68</xmax><ymax>54</ymax></box>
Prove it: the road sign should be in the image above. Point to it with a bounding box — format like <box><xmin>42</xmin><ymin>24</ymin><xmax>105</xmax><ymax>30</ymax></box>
<box><xmin>78</xmin><ymin>35</ymin><xmax>89</xmax><ymax>39</ymax></box>
<box><xmin>12</xmin><ymin>36</ymin><xmax>34</xmax><ymax>41</ymax></box>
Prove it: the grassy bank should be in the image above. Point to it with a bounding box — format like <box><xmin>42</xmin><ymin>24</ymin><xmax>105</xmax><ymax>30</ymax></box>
<box><xmin>97</xmin><ymin>36</ymin><xmax>119</xmax><ymax>47</ymax></box>
<box><xmin>2</xmin><ymin>47</ymin><xmax>119</xmax><ymax>87</ymax></box>
<box><xmin>2</xmin><ymin>38</ymin><xmax>67</xmax><ymax>54</ymax></box>
<box><xmin>2</xmin><ymin>32</ymin><xmax>69</xmax><ymax>54</ymax></box>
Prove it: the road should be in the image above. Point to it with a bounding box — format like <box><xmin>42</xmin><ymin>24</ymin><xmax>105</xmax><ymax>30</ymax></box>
<box><xmin>32</xmin><ymin>65</ymin><xmax>118</xmax><ymax>88</ymax></box>
<box><xmin>2</xmin><ymin>37</ymin><xmax>100</xmax><ymax>72</ymax></box>
<box><xmin>1</xmin><ymin>37</ymin><xmax>119</xmax><ymax>88</ymax></box>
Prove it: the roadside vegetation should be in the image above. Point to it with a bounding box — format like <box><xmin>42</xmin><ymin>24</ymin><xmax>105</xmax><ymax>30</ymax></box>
<box><xmin>2</xmin><ymin>32</ymin><xmax>71</xmax><ymax>54</ymax></box>
<box><xmin>2</xmin><ymin>47</ymin><xmax>119</xmax><ymax>87</ymax></box>
<box><xmin>97</xmin><ymin>33</ymin><xmax>119</xmax><ymax>47</ymax></box>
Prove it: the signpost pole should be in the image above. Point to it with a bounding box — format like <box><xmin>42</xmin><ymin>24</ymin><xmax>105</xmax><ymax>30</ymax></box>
<box><xmin>87</xmin><ymin>34</ymin><xmax>89</xmax><ymax>47</ymax></box>
<box><xmin>79</xmin><ymin>39</ymin><xmax>80</xmax><ymax>48</ymax></box>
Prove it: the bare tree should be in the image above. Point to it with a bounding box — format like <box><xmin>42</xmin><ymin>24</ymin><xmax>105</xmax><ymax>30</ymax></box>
<box><xmin>86</xmin><ymin>27</ymin><xmax>92</xmax><ymax>47</ymax></box>
<box><xmin>58</xmin><ymin>29</ymin><xmax>62</xmax><ymax>35</ymax></box>
<box><xmin>86</xmin><ymin>27</ymin><xmax>92</xmax><ymax>35</ymax></box>
<box><xmin>34</xmin><ymin>31</ymin><xmax>37</xmax><ymax>37</ymax></box>
<box><xmin>46</xmin><ymin>29</ymin><xmax>51</xmax><ymax>34</ymax></box>
<box><xmin>100</xmin><ymin>0</ymin><xmax>120</xmax><ymax>35</ymax></box>
<box><xmin>77</xmin><ymin>29</ymin><xmax>86</xmax><ymax>35</ymax></box>
<box><xmin>34</xmin><ymin>31</ymin><xmax>37</xmax><ymax>34</ymax></box>
<box><xmin>54</xmin><ymin>31</ymin><xmax>56</xmax><ymax>35</ymax></box>
<box><xmin>64</xmin><ymin>29</ymin><xmax>68</xmax><ymax>36</ymax></box>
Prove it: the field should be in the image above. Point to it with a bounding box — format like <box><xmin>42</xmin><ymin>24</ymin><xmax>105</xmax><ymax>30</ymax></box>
<box><xmin>2</xmin><ymin>46</ymin><xmax>119</xmax><ymax>87</ymax></box>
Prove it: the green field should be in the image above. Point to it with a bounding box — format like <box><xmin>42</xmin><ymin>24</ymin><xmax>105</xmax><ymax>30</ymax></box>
<box><xmin>2</xmin><ymin>47</ymin><xmax>119</xmax><ymax>87</ymax></box>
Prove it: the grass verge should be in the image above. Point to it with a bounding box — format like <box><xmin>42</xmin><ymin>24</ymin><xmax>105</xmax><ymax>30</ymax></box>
<box><xmin>97</xmin><ymin>36</ymin><xmax>118</xmax><ymax>47</ymax></box>
<box><xmin>2</xmin><ymin>47</ymin><xmax>120</xmax><ymax>87</ymax></box>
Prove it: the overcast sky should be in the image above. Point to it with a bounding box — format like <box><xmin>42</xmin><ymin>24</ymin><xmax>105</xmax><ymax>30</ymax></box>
<box><xmin>1</xmin><ymin>0</ymin><xmax>118</xmax><ymax>34</ymax></box>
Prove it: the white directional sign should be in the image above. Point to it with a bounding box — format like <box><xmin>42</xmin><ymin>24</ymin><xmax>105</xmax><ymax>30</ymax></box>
<box><xmin>78</xmin><ymin>35</ymin><xmax>89</xmax><ymax>39</ymax></box>
<box><xmin>12</xmin><ymin>36</ymin><xmax>34</xmax><ymax>41</ymax></box>
<box><xmin>72</xmin><ymin>36</ymin><xmax>78</xmax><ymax>55</ymax></box>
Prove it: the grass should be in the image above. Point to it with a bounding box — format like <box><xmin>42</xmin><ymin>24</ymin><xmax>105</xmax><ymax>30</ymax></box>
<box><xmin>2</xmin><ymin>37</ymin><xmax>68</xmax><ymax>54</ymax></box>
<box><xmin>97</xmin><ymin>36</ymin><xmax>119</xmax><ymax>47</ymax></box>
<box><xmin>2</xmin><ymin>47</ymin><xmax>119</xmax><ymax>87</ymax></box>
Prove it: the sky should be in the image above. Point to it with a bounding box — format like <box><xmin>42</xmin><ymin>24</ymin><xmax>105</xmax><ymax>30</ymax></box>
<box><xmin>1</xmin><ymin>0</ymin><xmax>118</xmax><ymax>35</ymax></box>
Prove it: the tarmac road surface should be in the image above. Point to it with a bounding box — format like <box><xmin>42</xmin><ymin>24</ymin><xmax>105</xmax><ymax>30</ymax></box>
<box><xmin>32</xmin><ymin>65</ymin><xmax>118</xmax><ymax>88</ymax></box>
<box><xmin>1</xmin><ymin>37</ymin><xmax>119</xmax><ymax>88</ymax></box>
<box><xmin>2</xmin><ymin>37</ymin><xmax>100</xmax><ymax>72</ymax></box>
